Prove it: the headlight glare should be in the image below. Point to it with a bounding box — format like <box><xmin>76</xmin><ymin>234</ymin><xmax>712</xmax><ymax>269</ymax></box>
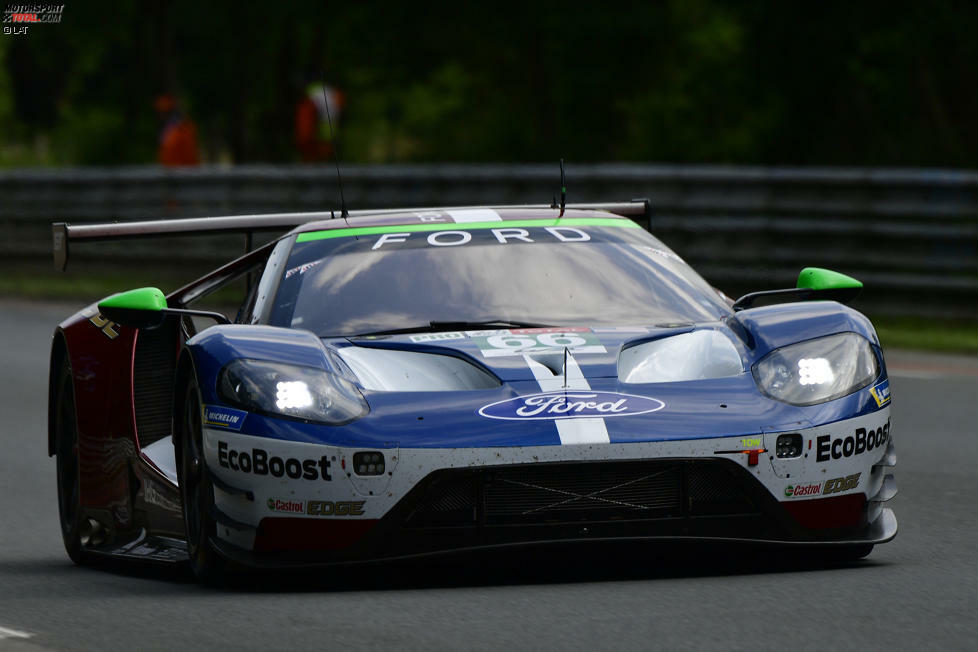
<box><xmin>275</xmin><ymin>380</ymin><xmax>313</xmax><ymax>410</ymax></box>
<box><xmin>752</xmin><ymin>333</ymin><xmax>878</xmax><ymax>406</ymax></box>
<box><xmin>797</xmin><ymin>357</ymin><xmax>834</xmax><ymax>385</ymax></box>
<box><xmin>218</xmin><ymin>359</ymin><xmax>368</xmax><ymax>425</ymax></box>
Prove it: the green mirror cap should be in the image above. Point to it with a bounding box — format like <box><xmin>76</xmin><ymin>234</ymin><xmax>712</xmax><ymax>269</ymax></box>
<box><xmin>98</xmin><ymin>287</ymin><xmax>168</xmax><ymax>330</ymax></box>
<box><xmin>99</xmin><ymin>287</ymin><xmax>167</xmax><ymax>312</ymax></box>
<box><xmin>796</xmin><ymin>268</ymin><xmax>863</xmax><ymax>291</ymax></box>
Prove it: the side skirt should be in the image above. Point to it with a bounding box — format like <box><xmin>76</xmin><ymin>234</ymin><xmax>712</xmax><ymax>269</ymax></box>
<box><xmin>84</xmin><ymin>529</ymin><xmax>189</xmax><ymax>565</ymax></box>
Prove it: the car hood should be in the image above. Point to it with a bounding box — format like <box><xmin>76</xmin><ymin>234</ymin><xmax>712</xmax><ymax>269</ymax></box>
<box><xmin>187</xmin><ymin>304</ymin><xmax>885</xmax><ymax>448</ymax></box>
<box><xmin>335</xmin><ymin>324</ymin><xmax>718</xmax><ymax>384</ymax></box>
<box><xmin>304</xmin><ymin>322</ymin><xmax>882</xmax><ymax>448</ymax></box>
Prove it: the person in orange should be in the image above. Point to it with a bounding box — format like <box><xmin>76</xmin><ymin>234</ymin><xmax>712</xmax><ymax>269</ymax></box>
<box><xmin>155</xmin><ymin>94</ymin><xmax>200</xmax><ymax>166</ymax></box>
<box><xmin>295</xmin><ymin>82</ymin><xmax>345</xmax><ymax>162</ymax></box>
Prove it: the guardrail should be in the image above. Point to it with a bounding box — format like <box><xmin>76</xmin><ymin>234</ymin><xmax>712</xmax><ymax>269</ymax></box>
<box><xmin>1</xmin><ymin>164</ymin><xmax>976</xmax><ymax>317</ymax></box>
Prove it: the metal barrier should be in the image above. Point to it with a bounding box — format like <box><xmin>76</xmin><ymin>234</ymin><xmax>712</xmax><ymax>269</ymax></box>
<box><xmin>1</xmin><ymin>164</ymin><xmax>976</xmax><ymax>317</ymax></box>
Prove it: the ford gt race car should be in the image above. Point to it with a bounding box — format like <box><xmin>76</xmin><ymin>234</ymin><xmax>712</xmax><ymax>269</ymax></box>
<box><xmin>48</xmin><ymin>200</ymin><xmax>897</xmax><ymax>582</ymax></box>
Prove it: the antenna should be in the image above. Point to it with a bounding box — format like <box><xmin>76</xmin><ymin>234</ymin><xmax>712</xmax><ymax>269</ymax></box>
<box><xmin>559</xmin><ymin>158</ymin><xmax>566</xmax><ymax>217</ymax></box>
<box><xmin>562</xmin><ymin>346</ymin><xmax>569</xmax><ymax>388</ymax></box>
<box><xmin>321</xmin><ymin>71</ymin><xmax>348</xmax><ymax>218</ymax></box>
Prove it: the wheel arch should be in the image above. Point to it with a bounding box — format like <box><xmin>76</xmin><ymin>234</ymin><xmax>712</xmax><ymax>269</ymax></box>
<box><xmin>172</xmin><ymin>347</ymin><xmax>199</xmax><ymax>477</ymax></box>
<box><xmin>48</xmin><ymin>329</ymin><xmax>70</xmax><ymax>457</ymax></box>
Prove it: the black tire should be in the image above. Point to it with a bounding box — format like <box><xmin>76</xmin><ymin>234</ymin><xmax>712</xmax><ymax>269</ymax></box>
<box><xmin>54</xmin><ymin>359</ymin><xmax>86</xmax><ymax>564</ymax></box>
<box><xmin>176</xmin><ymin>377</ymin><xmax>227</xmax><ymax>584</ymax></box>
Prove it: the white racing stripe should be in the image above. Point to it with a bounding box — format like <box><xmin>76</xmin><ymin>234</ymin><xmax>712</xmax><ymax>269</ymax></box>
<box><xmin>448</xmin><ymin>208</ymin><xmax>501</xmax><ymax>223</ymax></box>
<box><xmin>523</xmin><ymin>353</ymin><xmax>611</xmax><ymax>445</ymax></box>
<box><xmin>0</xmin><ymin>626</ymin><xmax>32</xmax><ymax>640</ymax></box>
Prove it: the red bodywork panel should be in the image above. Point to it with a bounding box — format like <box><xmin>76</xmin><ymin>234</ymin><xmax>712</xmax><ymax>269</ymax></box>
<box><xmin>50</xmin><ymin>245</ymin><xmax>270</xmax><ymax>537</ymax></box>
<box><xmin>57</xmin><ymin>303</ymin><xmax>141</xmax><ymax>531</ymax></box>
<box><xmin>254</xmin><ymin>518</ymin><xmax>378</xmax><ymax>552</ymax></box>
<box><xmin>781</xmin><ymin>493</ymin><xmax>867</xmax><ymax>529</ymax></box>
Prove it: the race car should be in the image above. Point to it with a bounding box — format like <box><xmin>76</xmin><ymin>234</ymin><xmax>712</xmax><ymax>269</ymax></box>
<box><xmin>48</xmin><ymin>199</ymin><xmax>897</xmax><ymax>582</ymax></box>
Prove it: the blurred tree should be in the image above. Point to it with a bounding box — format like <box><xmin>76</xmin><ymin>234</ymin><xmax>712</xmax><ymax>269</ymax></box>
<box><xmin>0</xmin><ymin>0</ymin><xmax>976</xmax><ymax>167</ymax></box>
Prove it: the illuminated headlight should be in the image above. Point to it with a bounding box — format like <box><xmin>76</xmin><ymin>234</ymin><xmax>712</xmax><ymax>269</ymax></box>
<box><xmin>275</xmin><ymin>381</ymin><xmax>313</xmax><ymax>410</ymax></box>
<box><xmin>218</xmin><ymin>359</ymin><xmax>368</xmax><ymax>425</ymax></box>
<box><xmin>797</xmin><ymin>358</ymin><xmax>833</xmax><ymax>385</ymax></box>
<box><xmin>752</xmin><ymin>333</ymin><xmax>879</xmax><ymax>406</ymax></box>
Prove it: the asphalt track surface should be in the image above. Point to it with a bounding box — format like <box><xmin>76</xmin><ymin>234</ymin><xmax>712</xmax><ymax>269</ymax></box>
<box><xmin>1</xmin><ymin>298</ymin><xmax>977</xmax><ymax>651</ymax></box>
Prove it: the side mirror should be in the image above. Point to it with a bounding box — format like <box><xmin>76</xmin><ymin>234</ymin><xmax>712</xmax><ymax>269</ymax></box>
<box><xmin>732</xmin><ymin>267</ymin><xmax>863</xmax><ymax>311</ymax></box>
<box><xmin>796</xmin><ymin>267</ymin><xmax>863</xmax><ymax>294</ymax></box>
<box><xmin>98</xmin><ymin>287</ymin><xmax>231</xmax><ymax>329</ymax></box>
<box><xmin>98</xmin><ymin>287</ymin><xmax>168</xmax><ymax>329</ymax></box>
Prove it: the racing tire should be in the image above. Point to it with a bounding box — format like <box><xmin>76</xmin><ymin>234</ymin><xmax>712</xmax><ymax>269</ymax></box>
<box><xmin>177</xmin><ymin>377</ymin><xmax>228</xmax><ymax>584</ymax></box>
<box><xmin>54</xmin><ymin>359</ymin><xmax>87</xmax><ymax>565</ymax></box>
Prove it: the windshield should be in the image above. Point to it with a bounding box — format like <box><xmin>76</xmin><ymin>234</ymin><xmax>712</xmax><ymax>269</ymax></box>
<box><xmin>268</xmin><ymin>220</ymin><xmax>730</xmax><ymax>336</ymax></box>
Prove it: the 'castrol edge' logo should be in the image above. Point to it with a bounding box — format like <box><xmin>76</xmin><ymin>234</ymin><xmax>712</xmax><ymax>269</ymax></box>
<box><xmin>479</xmin><ymin>391</ymin><xmax>665</xmax><ymax>421</ymax></box>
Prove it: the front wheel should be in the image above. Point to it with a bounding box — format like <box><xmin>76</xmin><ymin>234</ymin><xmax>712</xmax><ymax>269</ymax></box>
<box><xmin>176</xmin><ymin>377</ymin><xmax>227</xmax><ymax>583</ymax></box>
<box><xmin>54</xmin><ymin>360</ymin><xmax>86</xmax><ymax>564</ymax></box>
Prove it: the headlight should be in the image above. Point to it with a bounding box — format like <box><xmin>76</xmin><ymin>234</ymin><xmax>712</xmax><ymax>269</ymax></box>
<box><xmin>218</xmin><ymin>359</ymin><xmax>368</xmax><ymax>425</ymax></box>
<box><xmin>752</xmin><ymin>333</ymin><xmax>879</xmax><ymax>406</ymax></box>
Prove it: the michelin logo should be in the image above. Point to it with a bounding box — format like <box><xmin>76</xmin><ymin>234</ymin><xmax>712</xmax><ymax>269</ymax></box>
<box><xmin>203</xmin><ymin>405</ymin><xmax>247</xmax><ymax>431</ymax></box>
<box><xmin>870</xmin><ymin>379</ymin><xmax>890</xmax><ymax>407</ymax></box>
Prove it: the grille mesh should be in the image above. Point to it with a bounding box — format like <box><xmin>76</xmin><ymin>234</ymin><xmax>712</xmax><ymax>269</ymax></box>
<box><xmin>133</xmin><ymin>323</ymin><xmax>177</xmax><ymax>448</ymax></box>
<box><xmin>407</xmin><ymin>475</ymin><xmax>478</xmax><ymax>527</ymax></box>
<box><xmin>421</xmin><ymin>476</ymin><xmax>477</xmax><ymax>513</ymax></box>
<box><xmin>485</xmin><ymin>463</ymin><xmax>681</xmax><ymax>522</ymax></box>
<box><xmin>688</xmin><ymin>464</ymin><xmax>756</xmax><ymax>515</ymax></box>
<box><xmin>404</xmin><ymin>460</ymin><xmax>760</xmax><ymax>529</ymax></box>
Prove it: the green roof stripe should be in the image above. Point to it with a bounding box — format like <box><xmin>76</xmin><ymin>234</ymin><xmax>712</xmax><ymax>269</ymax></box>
<box><xmin>295</xmin><ymin>217</ymin><xmax>640</xmax><ymax>243</ymax></box>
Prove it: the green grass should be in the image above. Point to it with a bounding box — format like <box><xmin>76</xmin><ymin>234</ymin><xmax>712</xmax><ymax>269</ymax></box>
<box><xmin>0</xmin><ymin>265</ymin><xmax>244</xmax><ymax>308</ymax></box>
<box><xmin>0</xmin><ymin>272</ymin><xmax>169</xmax><ymax>303</ymax></box>
<box><xmin>872</xmin><ymin>316</ymin><xmax>978</xmax><ymax>355</ymax></box>
<box><xmin>3</xmin><ymin>266</ymin><xmax>977</xmax><ymax>355</ymax></box>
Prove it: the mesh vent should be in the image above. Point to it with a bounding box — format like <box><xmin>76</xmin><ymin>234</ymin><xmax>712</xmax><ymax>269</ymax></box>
<box><xmin>688</xmin><ymin>464</ymin><xmax>757</xmax><ymax>515</ymax></box>
<box><xmin>485</xmin><ymin>462</ymin><xmax>682</xmax><ymax>523</ymax></box>
<box><xmin>406</xmin><ymin>475</ymin><xmax>478</xmax><ymax>527</ymax></box>
<box><xmin>403</xmin><ymin>460</ymin><xmax>761</xmax><ymax>530</ymax></box>
<box><xmin>133</xmin><ymin>322</ymin><xmax>177</xmax><ymax>448</ymax></box>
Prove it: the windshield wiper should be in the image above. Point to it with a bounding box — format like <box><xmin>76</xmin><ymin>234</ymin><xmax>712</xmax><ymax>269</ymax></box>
<box><xmin>350</xmin><ymin>320</ymin><xmax>553</xmax><ymax>338</ymax></box>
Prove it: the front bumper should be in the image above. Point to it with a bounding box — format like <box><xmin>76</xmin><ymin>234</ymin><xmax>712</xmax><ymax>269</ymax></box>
<box><xmin>201</xmin><ymin>408</ymin><xmax>897</xmax><ymax>567</ymax></box>
<box><xmin>210</xmin><ymin>455</ymin><xmax>897</xmax><ymax>569</ymax></box>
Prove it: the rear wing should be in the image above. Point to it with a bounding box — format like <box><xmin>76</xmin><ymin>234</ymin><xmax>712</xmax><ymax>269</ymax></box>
<box><xmin>52</xmin><ymin>200</ymin><xmax>651</xmax><ymax>270</ymax></box>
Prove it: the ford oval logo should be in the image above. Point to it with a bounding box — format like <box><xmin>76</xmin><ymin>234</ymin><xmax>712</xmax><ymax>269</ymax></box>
<box><xmin>479</xmin><ymin>391</ymin><xmax>665</xmax><ymax>421</ymax></box>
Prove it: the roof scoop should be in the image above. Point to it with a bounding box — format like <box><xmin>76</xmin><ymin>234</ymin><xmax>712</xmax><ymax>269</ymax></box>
<box><xmin>527</xmin><ymin>351</ymin><xmax>566</xmax><ymax>378</ymax></box>
<box><xmin>619</xmin><ymin>330</ymin><xmax>743</xmax><ymax>384</ymax></box>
